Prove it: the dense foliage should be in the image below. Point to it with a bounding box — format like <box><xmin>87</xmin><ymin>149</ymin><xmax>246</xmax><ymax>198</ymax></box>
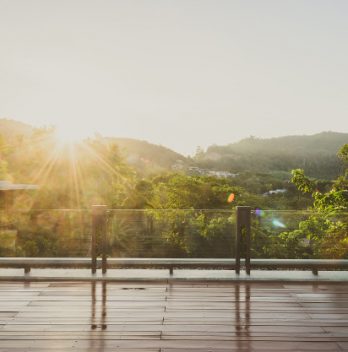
<box><xmin>276</xmin><ymin>145</ymin><xmax>348</xmax><ymax>259</ymax></box>
<box><xmin>0</xmin><ymin>119</ymin><xmax>347</xmax><ymax>259</ymax></box>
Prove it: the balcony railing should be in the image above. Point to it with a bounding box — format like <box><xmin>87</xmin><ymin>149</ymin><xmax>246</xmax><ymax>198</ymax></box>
<box><xmin>0</xmin><ymin>206</ymin><xmax>347</xmax><ymax>276</ymax></box>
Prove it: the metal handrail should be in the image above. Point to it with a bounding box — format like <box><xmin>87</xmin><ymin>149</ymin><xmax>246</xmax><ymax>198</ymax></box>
<box><xmin>1</xmin><ymin>257</ymin><xmax>347</xmax><ymax>276</ymax></box>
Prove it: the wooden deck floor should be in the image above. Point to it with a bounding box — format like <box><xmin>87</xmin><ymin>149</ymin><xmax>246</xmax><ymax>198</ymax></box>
<box><xmin>0</xmin><ymin>281</ymin><xmax>347</xmax><ymax>351</ymax></box>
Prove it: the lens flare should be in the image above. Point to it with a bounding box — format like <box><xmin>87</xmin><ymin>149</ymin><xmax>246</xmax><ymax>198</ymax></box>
<box><xmin>272</xmin><ymin>219</ymin><xmax>286</xmax><ymax>228</ymax></box>
<box><xmin>227</xmin><ymin>193</ymin><xmax>235</xmax><ymax>203</ymax></box>
<box><xmin>255</xmin><ymin>208</ymin><xmax>264</xmax><ymax>217</ymax></box>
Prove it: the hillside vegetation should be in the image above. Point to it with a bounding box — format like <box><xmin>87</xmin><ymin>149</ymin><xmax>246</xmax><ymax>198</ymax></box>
<box><xmin>195</xmin><ymin>132</ymin><xmax>348</xmax><ymax>179</ymax></box>
<box><xmin>1</xmin><ymin>118</ymin><xmax>347</xmax><ymax>180</ymax></box>
<box><xmin>108</xmin><ymin>137</ymin><xmax>187</xmax><ymax>174</ymax></box>
<box><xmin>0</xmin><ymin>118</ymin><xmax>347</xmax><ymax>259</ymax></box>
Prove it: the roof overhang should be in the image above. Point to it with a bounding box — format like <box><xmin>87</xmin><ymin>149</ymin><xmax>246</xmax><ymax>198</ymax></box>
<box><xmin>0</xmin><ymin>180</ymin><xmax>39</xmax><ymax>191</ymax></box>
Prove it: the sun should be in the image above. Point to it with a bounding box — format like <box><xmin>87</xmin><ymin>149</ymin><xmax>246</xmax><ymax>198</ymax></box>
<box><xmin>54</xmin><ymin>126</ymin><xmax>85</xmax><ymax>147</ymax></box>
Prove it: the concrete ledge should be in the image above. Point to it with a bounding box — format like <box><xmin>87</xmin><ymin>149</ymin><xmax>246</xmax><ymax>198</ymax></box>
<box><xmin>1</xmin><ymin>257</ymin><xmax>347</xmax><ymax>269</ymax></box>
<box><xmin>0</xmin><ymin>268</ymin><xmax>348</xmax><ymax>283</ymax></box>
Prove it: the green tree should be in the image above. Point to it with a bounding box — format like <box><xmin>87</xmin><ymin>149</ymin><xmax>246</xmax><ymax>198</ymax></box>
<box><xmin>279</xmin><ymin>144</ymin><xmax>348</xmax><ymax>258</ymax></box>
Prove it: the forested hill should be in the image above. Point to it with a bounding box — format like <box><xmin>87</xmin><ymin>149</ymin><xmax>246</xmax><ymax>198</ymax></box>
<box><xmin>0</xmin><ymin>119</ymin><xmax>187</xmax><ymax>174</ymax></box>
<box><xmin>0</xmin><ymin>118</ymin><xmax>34</xmax><ymax>140</ymax></box>
<box><xmin>107</xmin><ymin>137</ymin><xmax>187</xmax><ymax>173</ymax></box>
<box><xmin>196</xmin><ymin>132</ymin><xmax>348</xmax><ymax>180</ymax></box>
<box><xmin>1</xmin><ymin>118</ymin><xmax>347</xmax><ymax>180</ymax></box>
<box><xmin>209</xmin><ymin>132</ymin><xmax>348</xmax><ymax>154</ymax></box>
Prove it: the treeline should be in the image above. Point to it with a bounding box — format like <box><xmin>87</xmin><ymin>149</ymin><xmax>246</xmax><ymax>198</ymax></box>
<box><xmin>0</xmin><ymin>120</ymin><xmax>311</xmax><ymax>210</ymax></box>
<box><xmin>194</xmin><ymin>132</ymin><xmax>348</xmax><ymax>179</ymax></box>
<box><xmin>0</xmin><ymin>119</ymin><xmax>347</xmax><ymax>259</ymax></box>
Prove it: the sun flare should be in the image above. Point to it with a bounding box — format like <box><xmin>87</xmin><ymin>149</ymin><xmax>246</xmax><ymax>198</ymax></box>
<box><xmin>54</xmin><ymin>126</ymin><xmax>85</xmax><ymax>147</ymax></box>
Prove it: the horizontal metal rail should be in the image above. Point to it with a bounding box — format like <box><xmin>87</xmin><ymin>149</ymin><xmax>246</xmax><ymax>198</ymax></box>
<box><xmin>0</xmin><ymin>257</ymin><xmax>347</xmax><ymax>276</ymax></box>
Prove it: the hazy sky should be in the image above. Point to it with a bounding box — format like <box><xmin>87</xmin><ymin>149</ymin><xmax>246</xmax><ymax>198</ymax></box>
<box><xmin>1</xmin><ymin>0</ymin><xmax>347</xmax><ymax>155</ymax></box>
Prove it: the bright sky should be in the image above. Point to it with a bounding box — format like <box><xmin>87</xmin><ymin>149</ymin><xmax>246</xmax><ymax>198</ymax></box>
<box><xmin>0</xmin><ymin>0</ymin><xmax>347</xmax><ymax>155</ymax></box>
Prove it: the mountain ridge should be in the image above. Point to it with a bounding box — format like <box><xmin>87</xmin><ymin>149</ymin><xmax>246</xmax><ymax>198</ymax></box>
<box><xmin>1</xmin><ymin>118</ymin><xmax>347</xmax><ymax>179</ymax></box>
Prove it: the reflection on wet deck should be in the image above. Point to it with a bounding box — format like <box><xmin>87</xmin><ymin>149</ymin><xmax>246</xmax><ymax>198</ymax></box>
<box><xmin>0</xmin><ymin>281</ymin><xmax>348</xmax><ymax>351</ymax></box>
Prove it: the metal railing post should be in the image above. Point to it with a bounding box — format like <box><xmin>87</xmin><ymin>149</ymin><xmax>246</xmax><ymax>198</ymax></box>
<box><xmin>235</xmin><ymin>208</ymin><xmax>241</xmax><ymax>275</ymax></box>
<box><xmin>91</xmin><ymin>210</ymin><xmax>97</xmax><ymax>274</ymax></box>
<box><xmin>235</xmin><ymin>206</ymin><xmax>251</xmax><ymax>275</ymax></box>
<box><xmin>91</xmin><ymin>205</ymin><xmax>108</xmax><ymax>275</ymax></box>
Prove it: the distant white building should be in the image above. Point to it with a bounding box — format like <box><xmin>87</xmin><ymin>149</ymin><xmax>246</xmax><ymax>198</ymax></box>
<box><xmin>188</xmin><ymin>166</ymin><xmax>205</xmax><ymax>175</ymax></box>
<box><xmin>206</xmin><ymin>170</ymin><xmax>238</xmax><ymax>178</ymax></box>
<box><xmin>263</xmin><ymin>189</ymin><xmax>287</xmax><ymax>196</ymax></box>
<box><xmin>187</xmin><ymin>167</ymin><xmax>238</xmax><ymax>178</ymax></box>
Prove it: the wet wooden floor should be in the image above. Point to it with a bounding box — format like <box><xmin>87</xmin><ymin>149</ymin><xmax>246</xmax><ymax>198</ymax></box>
<box><xmin>0</xmin><ymin>281</ymin><xmax>347</xmax><ymax>351</ymax></box>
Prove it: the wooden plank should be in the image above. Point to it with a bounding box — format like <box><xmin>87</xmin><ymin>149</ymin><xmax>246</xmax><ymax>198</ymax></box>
<box><xmin>0</xmin><ymin>281</ymin><xmax>348</xmax><ymax>351</ymax></box>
